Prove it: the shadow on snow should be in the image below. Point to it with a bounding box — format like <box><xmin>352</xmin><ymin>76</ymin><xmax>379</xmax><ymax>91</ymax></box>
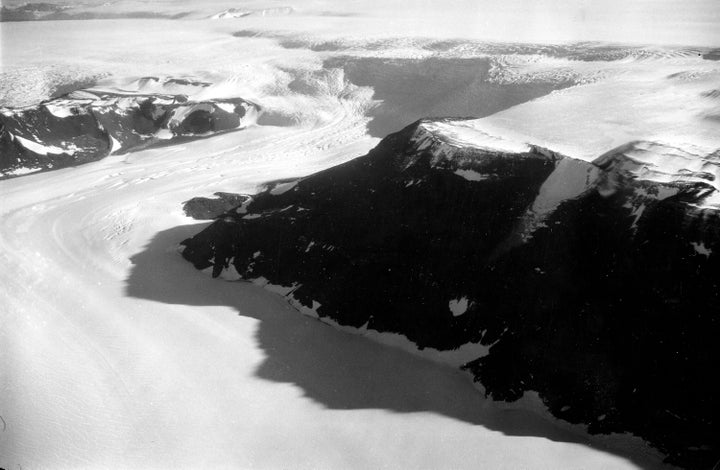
<box><xmin>125</xmin><ymin>223</ymin><xmax>668</xmax><ymax>470</ymax></box>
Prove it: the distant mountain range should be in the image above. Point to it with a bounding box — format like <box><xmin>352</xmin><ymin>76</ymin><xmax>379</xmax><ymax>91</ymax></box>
<box><xmin>0</xmin><ymin>77</ymin><xmax>260</xmax><ymax>178</ymax></box>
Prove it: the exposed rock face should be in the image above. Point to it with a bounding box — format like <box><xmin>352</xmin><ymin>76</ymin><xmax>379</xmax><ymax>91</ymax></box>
<box><xmin>0</xmin><ymin>2</ymin><xmax>69</xmax><ymax>21</ymax></box>
<box><xmin>0</xmin><ymin>79</ymin><xmax>260</xmax><ymax>178</ymax></box>
<box><xmin>702</xmin><ymin>49</ymin><xmax>720</xmax><ymax>61</ymax></box>
<box><xmin>180</xmin><ymin>118</ymin><xmax>720</xmax><ymax>469</ymax></box>
<box><xmin>183</xmin><ymin>193</ymin><xmax>250</xmax><ymax>220</ymax></box>
<box><xmin>0</xmin><ymin>3</ymin><xmax>188</xmax><ymax>21</ymax></box>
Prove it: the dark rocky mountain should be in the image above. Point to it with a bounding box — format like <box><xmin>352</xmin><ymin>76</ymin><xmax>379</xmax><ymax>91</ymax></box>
<box><xmin>183</xmin><ymin>192</ymin><xmax>251</xmax><ymax>220</ymax></box>
<box><xmin>180</xmin><ymin>118</ymin><xmax>720</xmax><ymax>469</ymax></box>
<box><xmin>0</xmin><ymin>79</ymin><xmax>260</xmax><ymax>178</ymax></box>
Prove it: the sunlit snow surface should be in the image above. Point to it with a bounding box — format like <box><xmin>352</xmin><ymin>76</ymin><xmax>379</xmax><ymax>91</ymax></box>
<box><xmin>1</xmin><ymin>0</ymin><xmax>719</xmax><ymax>468</ymax></box>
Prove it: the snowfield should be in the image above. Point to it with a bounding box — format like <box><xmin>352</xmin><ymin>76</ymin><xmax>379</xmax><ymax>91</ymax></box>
<box><xmin>1</xmin><ymin>0</ymin><xmax>718</xmax><ymax>468</ymax></box>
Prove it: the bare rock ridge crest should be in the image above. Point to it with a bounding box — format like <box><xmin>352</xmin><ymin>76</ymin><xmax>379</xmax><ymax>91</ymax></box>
<box><xmin>0</xmin><ymin>77</ymin><xmax>261</xmax><ymax>178</ymax></box>
<box><xmin>180</xmin><ymin>118</ymin><xmax>720</xmax><ymax>470</ymax></box>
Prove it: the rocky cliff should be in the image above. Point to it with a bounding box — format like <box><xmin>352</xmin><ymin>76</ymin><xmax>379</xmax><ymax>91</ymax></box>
<box><xmin>180</xmin><ymin>118</ymin><xmax>720</xmax><ymax>469</ymax></box>
<box><xmin>0</xmin><ymin>77</ymin><xmax>260</xmax><ymax>177</ymax></box>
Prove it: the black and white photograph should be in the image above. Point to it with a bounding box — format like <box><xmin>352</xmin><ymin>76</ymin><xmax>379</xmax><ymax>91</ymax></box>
<box><xmin>1</xmin><ymin>1</ymin><xmax>719</xmax><ymax>469</ymax></box>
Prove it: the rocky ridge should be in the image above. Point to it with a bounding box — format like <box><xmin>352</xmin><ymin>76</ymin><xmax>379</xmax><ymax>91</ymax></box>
<box><xmin>0</xmin><ymin>77</ymin><xmax>261</xmax><ymax>178</ymax></box>
<box><xmin>180</xmin><ymin>118</ymin><xmax>720</xmax><ymax>469</ymax></box>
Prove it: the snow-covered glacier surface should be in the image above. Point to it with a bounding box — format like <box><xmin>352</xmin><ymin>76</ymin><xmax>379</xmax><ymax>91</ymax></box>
<box><xmin>2</xmin><ymin>1</ymin><xmax>719</xmax><ymax>469</ymax></box>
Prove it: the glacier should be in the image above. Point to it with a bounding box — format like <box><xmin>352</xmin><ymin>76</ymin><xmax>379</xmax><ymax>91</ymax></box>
<box><xmin>2</xmin><ymin>1</ymin><xmax>719</xmax><ymax>469</ymax></box>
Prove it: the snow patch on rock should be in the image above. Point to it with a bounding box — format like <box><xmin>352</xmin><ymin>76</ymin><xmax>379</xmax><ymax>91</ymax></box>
<box><xmin>691</xmin><ymin>241</ymin><xmax>713</xmax><ymax>257</ymax></box>
<box><xmin>449</xmin><ymin>297</ymin><xmax>469</xmax><ymax>316</ymax></box>
<box><xmin>14</xmin><ymin>134</ymin><xmax>65</xmax><ymax>155</ymax></box>
<box><xmin>454</xmin><ymin>169</ymin><xmax>488</xmax><ymax>182</ymax></box>
<box><xmin>520</xmin><ymin>157</ymin><xmax>600</xmax><ymax>240</ymax></box>
<box><xmin>270</xmin><ymin>181</ymin><xmax>298</xmax><ymax>196</ymax></box>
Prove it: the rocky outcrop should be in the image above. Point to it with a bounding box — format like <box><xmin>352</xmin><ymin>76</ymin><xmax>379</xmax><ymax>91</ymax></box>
<box><xmin>180</xmin><ymin>118</ymin><xmax>720</xmax><ymax>469</ymax></box>
<box><xmin>183</xmin><ymin>193</ymin><xmax>250</xmax><ymax>220</ymax></box>
<box><xmin>0</xmin><ymin>79</ymin><xmax>260</xmax><ymax>178</ymax></box>
<box><xmin>0</xmin><ymin>3</ymin><xmax>188</xmax><ymax>21</ymax></box>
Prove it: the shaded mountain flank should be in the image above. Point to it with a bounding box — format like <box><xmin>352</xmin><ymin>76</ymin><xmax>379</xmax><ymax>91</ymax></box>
<box><xmin>0</xmin><ymin>77</ymin><xmax>260</xmax><ymax>178</ymax></box>
<box><xmin>180</xmin><ymin>118</ymin><xmax>720</xmax><ymax>469</ymax></box>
